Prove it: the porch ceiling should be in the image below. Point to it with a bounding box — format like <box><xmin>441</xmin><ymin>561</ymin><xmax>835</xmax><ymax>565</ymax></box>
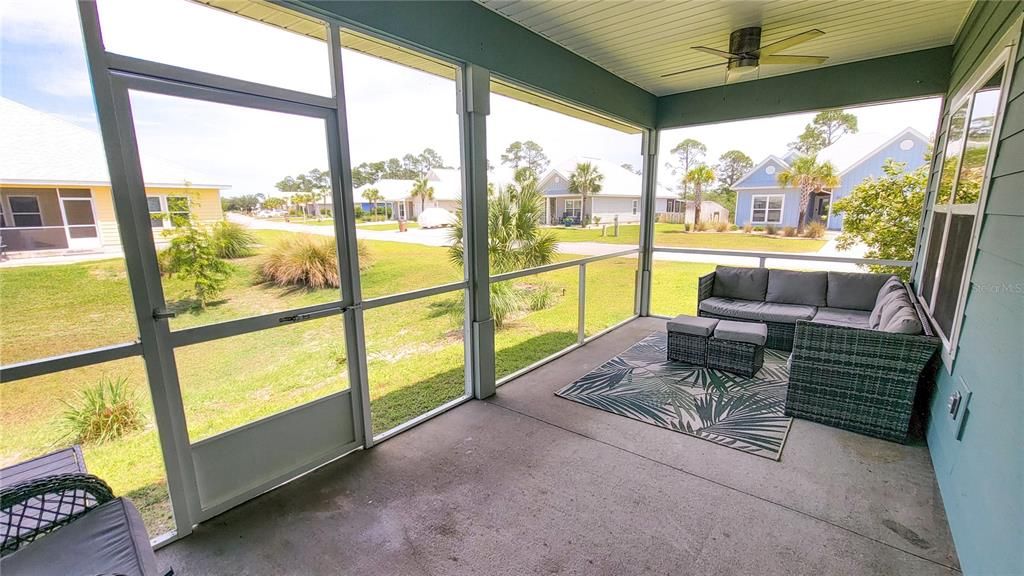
<box><xmin>476</xmin><ymin>0</ymin><xmax>973</xmax><ymax>96</ymax></box>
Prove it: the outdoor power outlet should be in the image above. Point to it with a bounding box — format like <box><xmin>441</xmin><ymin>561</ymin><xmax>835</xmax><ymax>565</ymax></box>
<box><xmin>947</xmin><ymin>377</ymin><xmax>972</xmax><ymax>441</ymax></box>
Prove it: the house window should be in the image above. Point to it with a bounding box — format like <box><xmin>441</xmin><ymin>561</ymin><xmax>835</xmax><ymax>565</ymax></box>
<box><xmin>565</xmin><ymin>199</ymin><xmax>581</xmax><ymax>220</ymax></box>
<box><xmin>751</xmin><ymin>195</ymin><xmax>783</xmax><ymax>224</ymax></box>
<box><xmin>631</xmin><ymin>200</ymin><xmax>638</xmax><ymax>215</ymax></box>
<box><xmin>148</xmin><ymin>195</ymin><xmax>191</xmax><ymax>228</ymax></box>
<box><xmin>8</xmin><ymin>196</ymin><xmax>43</xmax><ymax>227</ymax></box>
<box><xmin>919</xmin><ymin>62</ymin><xmax>1006</xmax><ymax>352</ymax></box>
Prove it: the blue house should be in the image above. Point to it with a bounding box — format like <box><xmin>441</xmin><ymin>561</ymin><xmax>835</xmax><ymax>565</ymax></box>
<box><xmin>733</xmin><ymin>127</ymin><xmax>930</xmax><ymax>230</ymax></box>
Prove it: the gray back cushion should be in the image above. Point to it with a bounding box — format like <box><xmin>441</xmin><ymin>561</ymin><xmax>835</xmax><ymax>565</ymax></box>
<box><xmin>870</xmin><ymin>288</ymin><xmax>907</xmax><ymax>329</ymax></box>
<box><xmin>870</xmin><ymin>289</ymin><xmax>923</xmax><ymax>334</ymax></box>
<box><xmin>882</xmin><ymin>307</ymin><xmax>924</xmax><ymax>334</ymax></box>
<box><xmin>713</xmin><ymin>266</ymin><xmax>768</xmax><ymax>301</ymax></box>
<box><xmin>766</xmin><ymin>269</ymin><xmax>827</xmax><ymax>306</ymax></box>
<box><xmin>827</xmin><ymin>272</ymin><xmax>897</xmax><ymax>310</ymax></box>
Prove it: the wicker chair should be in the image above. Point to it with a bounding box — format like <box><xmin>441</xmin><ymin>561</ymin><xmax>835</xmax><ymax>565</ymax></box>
<box><xmin>1</xmin><ymin>473</ymin><xmax>114</xmax><ymax>556</ymax></box>
<box><xmin>785</xmin><ymin>285</ymin><xmax>940</xmax><ymax>442</ymax></box>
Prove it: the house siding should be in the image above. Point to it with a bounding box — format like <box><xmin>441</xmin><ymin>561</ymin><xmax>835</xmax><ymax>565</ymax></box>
<box><xmin>919</xmin><ymin>6</ymin><xmax>1024</xmax><ymax>576</ymax></box>
<box><xmin>92</xmin><ymin>185</ymin><xmax>223</xmax><ymax>248</ymax></box>
<box><xmin>735</xmin><ymin>188</ymin><xmax>801</xmax><ymax>227</ymax></box>
<box><xmin>829</xmin><ymin>134</ymin><xmax>930</xmax><ymax>229</ymax></box>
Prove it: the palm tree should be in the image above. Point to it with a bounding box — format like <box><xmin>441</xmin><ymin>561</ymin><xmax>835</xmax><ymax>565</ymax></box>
<box><xmin>568</xmin><ymin>162</ymin><xmax>604</xmax><ymax>226</ymax></box>
<box><xmin>777</xmin><ymin>156</ymin><xmax>840</xmax><ymax>231</ymax></box>
<box><xmin>448</xmin><ymin>178</ymin><xmax>558</xmax><ymax>327</ymax></box>
<box><xmin>410</xmin><ymin>178</ymin><xmax>435</xmax><ymax>214</ymax></box>
<box><xmin>362</xmin><ymin>188</ymin><xmax>382</xmax><ymax>221</ymax></box>
<box><xmin>684</xmin><ymin>165</ymin><xmax>715</xmax><ymax>227</ymax></box>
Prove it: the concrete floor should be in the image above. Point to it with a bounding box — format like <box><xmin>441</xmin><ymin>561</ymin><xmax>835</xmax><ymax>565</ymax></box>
<box><xmin>158</xmin><ymin>317</ymin><xmax>959</xmax><ymax>575</ymax></box>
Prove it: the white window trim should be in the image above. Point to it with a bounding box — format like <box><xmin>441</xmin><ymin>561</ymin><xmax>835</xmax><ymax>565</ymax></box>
<box><xmin>750</xmin><ymin>194</ymin><xmax>784</xmax><ymax>224</ymax></box>
<box><xmin>7</xmin><ymin>195</ymin><xmax>44</xmax><ymax>228</ymax></box>
<box><xmin>564</xmin><ymin>198</ymin><xmax>582</xmax><ymax>218</ymax></box>
<box><xmin>916</xmin><ymin>20</ymin><xmax>1019</xmax><ymax>371</ymax></box>
<box><xmin>148</xmin><ymin>194</ymin><xmax>191</xmax><ymax>228</ymax></box>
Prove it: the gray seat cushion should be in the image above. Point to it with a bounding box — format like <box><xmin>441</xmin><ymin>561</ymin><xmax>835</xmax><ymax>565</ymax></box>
<box><xmin>0</xmin><ymin>498</ymin><xmax>159</xmax><ymax>576</ymax></box>
<box><xmin>699</xmin><ymin>296</ymin><xmax>816</xmax><ymax>324</ymax></box>
<box><xmin>827</xmin><ymin>271</ymin><xmax>897</xmax><ymax>311</ymax></box>
<box><xmin>813</xmin><ymin>307</ymin><xmax>871</xmax><ymax>329</ymax></box>
<box><xmin>712</xmin><ymin>266</ymin><xmax>768</xmax><ymax>301</ymax></box>
<box><xmin>667</xmin><ymin>315</ymin><xmax>719</xmax><ymax>337</ymax></box>
<box><xmin>766</xmin><ymin>269</ymin><xmax>827</xmax><ymax>306</ymax></box>
<box><xmin>714</xmin><ymin>320</ymin><xmax>768</xmax><ymax>345</ymax></box>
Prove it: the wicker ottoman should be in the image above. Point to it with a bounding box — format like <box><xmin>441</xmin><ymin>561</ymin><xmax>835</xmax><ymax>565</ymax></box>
<box><xmin>708</xmin><ymin>320</ymin><xmax>768</xmax><ymax>377</ymax></box>
<box><xmin>666</xmin><ymin>315</ymin><xmax>719</xmax><ymax>365</ymax></box>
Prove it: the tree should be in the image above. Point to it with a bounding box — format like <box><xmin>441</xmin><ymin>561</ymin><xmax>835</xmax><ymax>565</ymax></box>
<box><xmin>362</xmin><ymin>187</ymin><xmax>382</xmax><ymax>221</ymax></box>
<box><xmin>262</xmin><ymin>197</ymin><xmax>286</xmax><ymax>211</ymax></box>
<box><xmin>670</xmin><ymin>138</ymin><xmax>706</xmax><ymax>200</ymax></box>
<box><xmin>304</xmin><ymin>168</ymin><xmax>330</xmax><ymax>219</ymax></box>
<box><xmin>500</xmin><ymin>141</ymin><xmax>549</xmax><ymax>176</ymax></box>
<box><xmin>685</xmin><ymin>165</ymin><xmax>715</xmax><ymax>226</ymax></box>
<box><xmin>790</xmin><ymin>110</ymin><xmax>859</xmax><ymax>155</ymax></box>
<box><xmin>567</xmin><ymin>162</ymin><xmax>604</xmax><ymax>225</ymax></box>
<box><xmin>162</xmin><ymin>222</ymin><xmax>230</xmax><ymax>309</ymax></box>
<box><xmin>448</xmin><ymin>178</ymin><xmax>558</xmax><ymax>327</ymax></box>
<box><xmin>221</xmin><ymin>194</ymin><xmax>261</xmax><ymax>213</ymax></box>
<box><xmin>410</xmin><ymin>178</ymin><xmax>434</xmax><ymax>212</ymax></box>
<box><xmin>621</xmin><ymin>163</ymin><xmax>641</xmax><ymax>175</ymax></box>
<box><xmin>833</xmin><ymin>161</ymin><xmax>926</xmax><ymax>280</ymax></box>
<box><xmin>352</xmin><ymin>161</ymin><xmax>385</xmax><ymax>188</ymax></box>
<box><xmin>715</xmin><ymin>150</ymin><xmax>753</xmax><ymax>188</ymax></box>
<box><xmin>776</xmin><ymin>156</ymin><xmax>840</xmax><ymax>231</ymax></box>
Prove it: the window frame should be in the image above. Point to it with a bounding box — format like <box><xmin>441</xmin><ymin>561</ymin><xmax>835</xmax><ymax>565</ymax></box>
<box><xmin>750</xmin><ymin>194</ymin><xmax>783</xmax><ymax>225</ymax></box>
<box><xmin>7</xmin><ymin>195</ymin><xmax>44</xmax><ymax>228</ymax></box>
<box><xmin>916</xmin><ymin>28</ymin><xmax>1018</xmax><ymax>369</ymax></box>
<box><xmin>147</xmin><ymin>194</ymin><xmax>191</xmax><ymax>228</ymax></box>
<box><xmin>565</xmin><ymin>198</ymin><xmax>582</xmax><ymax>219</ymax></box>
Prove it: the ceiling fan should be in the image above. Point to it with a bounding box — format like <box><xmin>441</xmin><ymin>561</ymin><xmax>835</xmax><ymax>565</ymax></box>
<box><xmin>661</xmin><ymin>27</ymin><xmax>827</xmax><ymax>78</ymax></box>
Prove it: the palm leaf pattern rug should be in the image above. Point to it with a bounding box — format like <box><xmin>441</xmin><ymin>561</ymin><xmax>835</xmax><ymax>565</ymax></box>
<box><xmin>556</xmin><ymin>332</ymin><xmax>792</xmax><ymax>460</ymax></box>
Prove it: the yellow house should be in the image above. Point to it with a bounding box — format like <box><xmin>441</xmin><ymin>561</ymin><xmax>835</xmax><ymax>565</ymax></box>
<box><xmin>0</xmin><ymin>97</ymin><xmax>227</xmax><ymax>256</ymax></box>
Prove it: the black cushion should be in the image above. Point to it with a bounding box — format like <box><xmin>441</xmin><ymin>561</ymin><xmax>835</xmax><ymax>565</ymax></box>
<box><xmin>766</xmin><ymin>270</ymin><xmax>827</xmax><ymax>307</ymax></box>
<box><xmin>712</xmin><ymin>266</ymin><xmax>768</xmax><ymax>301</ymax></box>
<box><xmin>826</xmin><ymin>272</ymin><xmax>897</xmax><ymax>311</ymax></box>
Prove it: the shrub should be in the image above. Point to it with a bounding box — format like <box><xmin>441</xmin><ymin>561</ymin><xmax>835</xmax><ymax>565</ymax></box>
<box><xmin>804</xmin><ymin>221</ymin><xmax>826</xmax><ymax>239</ymax></box>
<box><xmin>696</xmin><ymin>221</ymin><xmax>711</xmax><ymax>232</ymax></box>
<box><xmin>490</xmin><ymin>281</ymin><xmax>524</xmax><ymax>328</ymax></box>
<box><xmin>162</xmin><ymin>224</ymin><xmax>230</xmax><ymax>307</ymax></box>
<box><xmin>211</xmin><ymin>221</ymin><xmax>257</xmax><ymax>259</ymax></box>
<box><xmin>354</xmin><ymin>206</ymin><xmax>366</xmax><ymax>219</ymax></box>
<box><xmin>743</xmin><ymin>223</ymin><xmax>754</xmax><ymax>234</ymax></box>
<box><xmin>524</xmin><ymin>282</ymin><xmax>559</xmax><ymax>311</ymax></box>
<box><xmin>729</xmin><ymin>224</ymin><xmax>739</xmax><ymax>231</ymax></box>
<box><xmin>753</xmin><ymin>225</ymin><xmax>764</xmax><ymax>232</ymax></box>
<box><xmin>260</xmin><ymin>237</ymin><xmax>372</xmax><ymax>289</ymax></box>
<box><xmin>782</xmin><ymin>226</ymin><xmax>798</xmax><ymax>237</ymax></box>
<box><xmin>715</xmin><ymin>221</ymin><xmax>729</xmax><ymax>232</ymax></box>
<box><xmin>61</xmin><ymin>377</ymin><xmax>144</xmax><ymax>444</ymax></box>
<box><xmin>764</xmin><ymin>224</ymin><xmax>778</xmax><ymax>235</ymax></box>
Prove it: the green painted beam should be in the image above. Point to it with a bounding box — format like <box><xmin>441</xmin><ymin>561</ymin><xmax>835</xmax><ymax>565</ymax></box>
<box><xmin>656</xmin><ymin>46</ymin><xmax>953</xmax><ymax>129</ymax></box>
<box><xmin>306</xmin><ymin>1</ymin><xmax>658</xmax><ymax>128</ymax></box>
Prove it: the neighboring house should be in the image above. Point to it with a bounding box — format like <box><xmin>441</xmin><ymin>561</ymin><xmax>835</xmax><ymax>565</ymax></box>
<box><xmin>536</xmin><ymin>157</ymin><xmax>726</xmax><ymax>225</ymax></box>
<box><xmin>353</xmin><ymin>168</ymin><xmax>462</xmax><ymax>221</ymax></box>
<box><xmin>0</xmin><ymin>97</ymin><xmax>227</xmax><ymax>256</ymax></box>
<box><xmin>733</xmin><ymin>127</ymin><xmax>929</xmax><ymax>230</ymax></box>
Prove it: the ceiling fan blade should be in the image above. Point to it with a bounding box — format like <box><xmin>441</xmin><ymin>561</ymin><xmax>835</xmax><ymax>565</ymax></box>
<box><xmin>759</xmin><ymin>54</ymin><xmax>828</xmax><ymax>65</ymax></box>
<box><xmin>691</xmin><ymin>46</ymin><xmax>737</xmax><ymax>59</ymax></box>
<box><xmin>758</xmin><ymin>29</ymin><xmax>825</xmax><ymax>56</ymax></box>
<box><xmin>660</xmin><ymin>62</ymin><xmax>725</xmax><ymax>78</ymax></box>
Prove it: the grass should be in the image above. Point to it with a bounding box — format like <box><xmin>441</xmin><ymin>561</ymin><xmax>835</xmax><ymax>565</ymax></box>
<box><xmin>551</xmin><ymin>223</ymin><xmax>828</xmax><ymax>253</ymax></box>
<box><xmin>0</xmin><ymin>231</ymin><xmax>712</xmax><ymax>538</ymax></box>
<box><xmin>357</xmin><ymin>221</ymin><xmax>420</xmax><ymax>231</ymax></box>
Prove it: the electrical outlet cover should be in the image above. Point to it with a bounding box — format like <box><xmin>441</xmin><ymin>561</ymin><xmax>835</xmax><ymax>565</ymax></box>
<box><xmin>950</xmin><ymin>377</ymin><xmax>972</xmax><ymax>441</ymax></box>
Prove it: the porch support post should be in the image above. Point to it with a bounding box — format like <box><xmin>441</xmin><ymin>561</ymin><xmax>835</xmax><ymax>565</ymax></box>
<box><xmin>458</xmin><ymin>64</ymin><xmax>495</xmax><ymax>399</ymax></box>
<box><xmin>638</xmin><ymin>128</ymin><xmax>658</xmax><ymax>317</ymax></box>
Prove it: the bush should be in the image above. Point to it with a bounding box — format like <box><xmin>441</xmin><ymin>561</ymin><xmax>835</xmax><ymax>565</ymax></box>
<box><xmin>490</xmin><ymin>281</ymin><xmax>524</xmax><ymax>329</ymax></box>
<box><xmin>743</xmin><ymin>223</ymin><xmax>754</xmax><ymax>234</ymax></box>
<box><xmin>260</xmin><ymin>237</ymin><xmax>372</xmax><ymax>289</ymax></box>
<box><xmin>523</xmin><ymin>282</ymin><xmax>559</xmax><ymax>311</ymax></box>
<box><xmin>729</xmin><ymin>224</ymin><xmax>739</xmax><ymax>231</ymax></box>
<box><xmin>695</xmin><ymin>221</ymin><xmax>711</xmax><ymax>232</ymax></box>
<box><xmin>715</xmin><ymin>221</ymin><xmax>729</xmax><ymax>232</ymax></box>
<box><xmin>61</xmin><ymin>377</ymin><xmax>144</xmax><ymax>444</ymax></box>
<box><xmin>162</xmin><ymin>224</ymin><xmax>230</xmax><ymax>307</ymax></box>
<box><xmin>765</xmin><ymin>224</ymin><xmax>778</xmax><ymax>235</ymax></box>
<box><xmin>782</xmin><ymin>226</ymin><xmax>798</xmax><ymax>237</ymax></box>
<box><xmin>211</xmin><ymin>221</ymin><xmax>257</xmax><ymax>259</ymax></box>
<box><xmin>354</xmin><ymin>206</ymin><xmax>365</xmax><ymax>219</ymax></box>
<box><xmin>804</xmin><ymin>221</ymin><xmax>826</xmax><ymax>239</ymax></box>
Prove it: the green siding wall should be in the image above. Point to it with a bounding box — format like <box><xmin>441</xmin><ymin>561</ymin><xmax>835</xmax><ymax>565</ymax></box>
<box><xmin>922</xmin><ymin>3</ymin><xmax>1024</xmax><ymax>575</ymax></box>
<box><xmin>309</xmin><ymin>1</ymin><xmax>658</xmax><ymax>128</ymax></box>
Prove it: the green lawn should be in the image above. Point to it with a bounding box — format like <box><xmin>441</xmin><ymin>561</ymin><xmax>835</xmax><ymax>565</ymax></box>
<box><xmin>357</xmin><ymin>221</ymin><xmax>420</xmax><ymax>231</ymax></box>
<box><xmin>551</xmin><ymin>223</ymin><xmax>828</xmax><ymax>253</ymax></box>
<box><xmin>0</xmin><ymin>232</ymin><xmax>711</xmax><ymax>538</ymax></box>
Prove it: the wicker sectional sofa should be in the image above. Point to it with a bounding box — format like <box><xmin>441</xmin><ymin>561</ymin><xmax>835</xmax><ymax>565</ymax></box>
<box><xmin>696</xmin><ymin>266</ymin><xmax>941</xmax><ymax>442</ymax></box>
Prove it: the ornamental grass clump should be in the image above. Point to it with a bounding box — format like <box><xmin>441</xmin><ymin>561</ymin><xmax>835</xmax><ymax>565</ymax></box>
<box><xmin>260</xmin><ymin>237</ymin><xmax>372</xmax><ymax>289</ymax></box>
<box><xmin>61</xmin><ymin>377</ymin><xmax>144</xmax><ymax>444</ymax></box>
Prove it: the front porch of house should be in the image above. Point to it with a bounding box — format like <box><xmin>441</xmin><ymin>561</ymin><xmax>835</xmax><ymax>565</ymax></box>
<box><xmin>157</xmin><ymin>317</ymin><xmax>958</xmax><ymax>575</ymax></box>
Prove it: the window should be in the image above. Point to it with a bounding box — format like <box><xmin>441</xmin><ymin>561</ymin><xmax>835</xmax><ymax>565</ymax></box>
<box><xmin>147</xmin><ymin>195</ymin><xmax>190</xmax><ymax>228</ymax></box>
<box><xmin>632</xmin><ymin>200</ymin><xmax>638</xmax><ymax>215</ymax></box>
<box><xmin>8</xmin><ymin>196</ymin><xmax>43</xmax><ymax>227</ymax></box>
<box><xmin>751</xmin><ymin>195</ymin><xmax>783</xmax><ymax>224</ymax></box>
<box><xmin>565</xmin><ymin>198</ymin><xmax>582</xmax><ymax>219</ymax></box>
<box><xmin>919</xmin><ymin>57</ymin><xmax>1008</xmax><ymax>354</ymax></box>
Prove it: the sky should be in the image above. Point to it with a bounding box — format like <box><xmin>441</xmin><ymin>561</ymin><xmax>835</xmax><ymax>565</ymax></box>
<box><xmin>1</xmin><ymin>0</ymin><xmax>940</xmax><ymax>198</ymax></box>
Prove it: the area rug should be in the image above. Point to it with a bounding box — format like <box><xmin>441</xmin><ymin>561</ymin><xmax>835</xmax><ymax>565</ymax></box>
<box><xmin>555</xmin><ymin>332</ymin><xmax>792</xmax><ymax>460</ymax></box>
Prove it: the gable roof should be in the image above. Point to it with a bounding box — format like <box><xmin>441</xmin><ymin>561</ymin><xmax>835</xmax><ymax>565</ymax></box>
<box><xmin>0</xmin><ymin>97</ymin><xmax>227</xmax><ymax>189</ymax></box>
<box><xmin>817</xmin><ymin>127</ymin><xmax>929</xmax><ymax>175</ymax></box>
<box><xmin>732</xmin><ymin>155</ymin><xmax>790</xmax><ymax>189</ymax></box>
<box><xmin>538</xmin><ymin>157</ymin><xmax>673</xmax><ymax>198</ymax></box>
